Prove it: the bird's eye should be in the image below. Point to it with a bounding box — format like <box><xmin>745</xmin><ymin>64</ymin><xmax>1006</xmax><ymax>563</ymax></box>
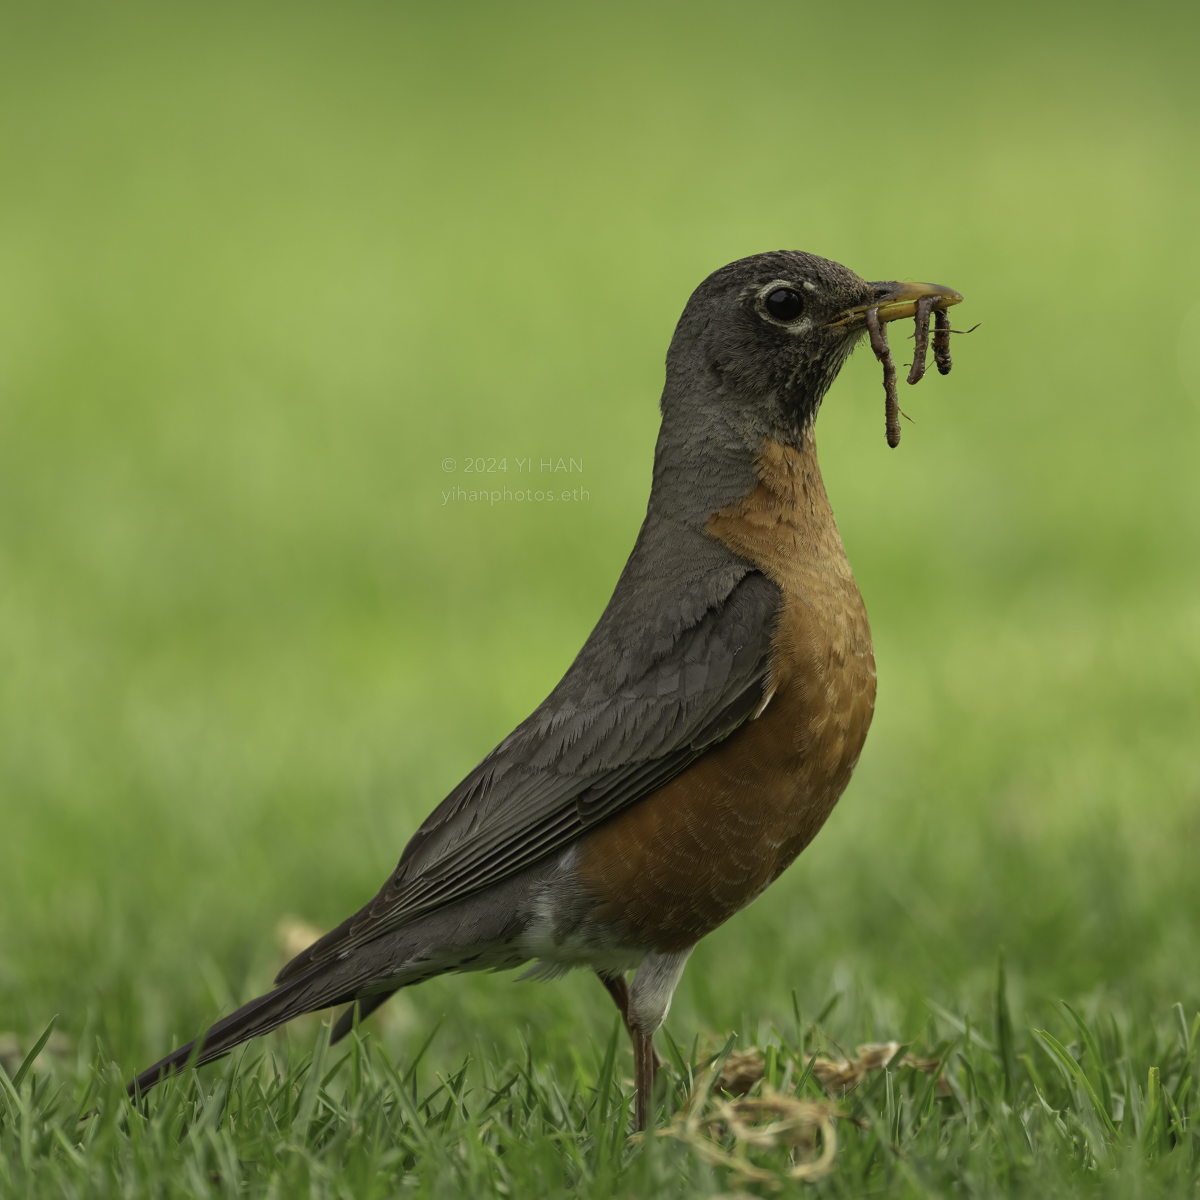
<box><xmin>764</xmin><ymin>287</ymin><xmax>804</xmax><ymax>322</ymax></box>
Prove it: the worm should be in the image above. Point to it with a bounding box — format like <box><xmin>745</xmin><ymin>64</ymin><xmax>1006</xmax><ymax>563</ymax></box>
<box><xmin>933</xmin><ymin>308</ymin><xmax>952</xmax><ymax>375</ymax></box>
<box><xmin>865</xmin><ymin>306</ymin><xmax>901</xmax><ymax>449</ymax></box>
<box><xmin>870</xmin><ymin>303</ymin><xmax>974</xmax><ymax>446</ymax></box>
<box><xmin>907</xmin><ymin>296</ymin><xmax>935</xmax><ymax>385</ymax></box>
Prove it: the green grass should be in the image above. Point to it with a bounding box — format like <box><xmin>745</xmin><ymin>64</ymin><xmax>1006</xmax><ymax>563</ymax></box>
<box><xmin>6</xmin><ymin>976</ymin><xmax>1200</xmax><ymax>1196</ymax></box>
<box><xmin>2</xmin><ymin>0</ymin><xmax>1199</xmax><ymax>1194</ymax></box>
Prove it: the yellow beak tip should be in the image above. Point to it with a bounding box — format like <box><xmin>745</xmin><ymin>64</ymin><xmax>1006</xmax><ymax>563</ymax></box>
<box><xmin>829</xmin><ymin>281</ymin><xmax>963</xmax><ymax>328</ymax></box>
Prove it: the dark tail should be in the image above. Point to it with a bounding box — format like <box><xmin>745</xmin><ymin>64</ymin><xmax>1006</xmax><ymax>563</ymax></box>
<box><xmin>329</xmin><ymin>989</ymin><xmax>398</xmax><ymax>1044</ymax></box>
<box><xmin>127</xmin><ymin>965</ymin><xmax>359</xmax><ymax>1098</ymax></box>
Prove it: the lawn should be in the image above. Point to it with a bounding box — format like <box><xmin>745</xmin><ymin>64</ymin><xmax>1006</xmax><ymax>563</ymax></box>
<box><xmin>1</xmin><ymin>1</ymin><xmax>1199</xmax><ymax>1195</ymax></box>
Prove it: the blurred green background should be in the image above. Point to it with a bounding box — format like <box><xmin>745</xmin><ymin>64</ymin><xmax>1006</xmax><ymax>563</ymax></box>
<box><xmin>1</xmin><ymin>0</ymin><xmax>1197</xmax><ymax>1077</ymax></box>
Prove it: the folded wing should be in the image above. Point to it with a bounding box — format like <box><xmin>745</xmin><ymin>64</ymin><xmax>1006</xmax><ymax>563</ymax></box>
<box><xmin>279</xmin><ymin>530</ymin><xmax>781</xmax><ymax>983</ymax></box>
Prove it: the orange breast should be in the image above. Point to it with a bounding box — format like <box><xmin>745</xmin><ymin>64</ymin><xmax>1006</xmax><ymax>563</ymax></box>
<box><xmin>574</xmin><ymin>435</ymin><xmax>876</xmax><ymax>952</ymax></box>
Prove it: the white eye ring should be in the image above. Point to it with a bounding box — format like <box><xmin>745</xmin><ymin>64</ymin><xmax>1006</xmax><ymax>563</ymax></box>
<box><xmin>758</xmin><ymin>281</ymin><xmax>805</xmax><ymax>324</ymax></box>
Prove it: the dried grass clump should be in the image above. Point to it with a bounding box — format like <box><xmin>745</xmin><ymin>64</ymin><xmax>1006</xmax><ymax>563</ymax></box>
<box><xmin>659</xmin><ymin>1058</ymin><xmax>840</xmax><ymax>1186</ymax></box>
<box><xmin>716</xmin><ymin>1041</ymin><xmax>945</xmax><ymax>1099</ymax></box>
<box><xmin>806</xmin><ymin>1041</ymin><xmax>947</xmax><ymax>1095</ymax></box>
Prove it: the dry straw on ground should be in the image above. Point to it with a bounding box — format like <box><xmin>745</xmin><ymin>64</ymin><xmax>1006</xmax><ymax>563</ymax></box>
<box><xmin>659</xmin><ymin>1058</ymin><xmax>841</xmax><ymax>1186</ymax></box>
<box><xmin>717</xmin><ymin>1041</ymin><xmax>945</xmax><ymax>1098</ymax></box>
<box><xmin>653</xmin><ymin>1040</ymin><xmax>947</xmax><ymax>1186</ymax></box>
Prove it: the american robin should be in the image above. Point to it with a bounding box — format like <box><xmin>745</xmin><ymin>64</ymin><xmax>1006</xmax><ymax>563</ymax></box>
<box><xmin>128</xmin><ymin>251</ymin><xmax>962</xmax><ymax>1130</ymax></box>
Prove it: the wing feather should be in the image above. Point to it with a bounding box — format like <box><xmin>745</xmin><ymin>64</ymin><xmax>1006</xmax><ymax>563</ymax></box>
<box><xmin>278</xmin><ymin>558</ymin><xmax>779</xmax><ymax>983</ymax></box>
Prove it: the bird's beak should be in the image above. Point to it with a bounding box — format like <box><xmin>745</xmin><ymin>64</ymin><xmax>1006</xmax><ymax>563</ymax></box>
<box><xmin>828</xmin><ymin>281</ymin><xmax>963</xmax><ymax>329</ymax></box>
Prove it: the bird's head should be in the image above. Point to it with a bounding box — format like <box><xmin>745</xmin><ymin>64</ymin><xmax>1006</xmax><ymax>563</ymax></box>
<box><xmin>663</xmin><ymin>250</ymin><xmax>961</xmax><ymax>445</ymax></box>
<box><xmin>649</xmin><ymin>250</ymin><xmax>962</xmax><ymax>525</ymax></box>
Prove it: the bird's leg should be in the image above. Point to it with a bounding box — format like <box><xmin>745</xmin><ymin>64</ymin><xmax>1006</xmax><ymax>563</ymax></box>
<box><xmin>624</xmin><ymin>947</ymin><xmax>694</xmax><ymax>1132</ymax></box>
<box><xmin>633</xmin><ymin>1025</ymin><xmax>656</xmax><ymax>1133</ymax></box>
<box><xmin>597</xmin><ymin>969</ymin><xmax>631</xmax><ymax>1026</ymax></box>
<box><xmin>598</xmin><ymin>969</ymin><xmax>659</xmax><ymax>1130</ymax></box>
<box><xmin>596</xmin><ymin>970</ymin><xmax>664</xmax><ymax>1070</ymax></box>
<box><xmin>596</xmin><ymin>970</ymin><xmax>660</xmax><ymax>1130</ymax></box>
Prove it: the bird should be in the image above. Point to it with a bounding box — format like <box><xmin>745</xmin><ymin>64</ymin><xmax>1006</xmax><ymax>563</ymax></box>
<box><xmin>127</xmin><ymin>251</ymin><xmax>963</xmax><ymax>1131</ymax></box>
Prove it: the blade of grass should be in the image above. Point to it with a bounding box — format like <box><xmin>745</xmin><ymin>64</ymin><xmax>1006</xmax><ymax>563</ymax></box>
<box><xmin>816</xmin><ymin>993</ymin><xmax>841</xmax><ymax>1026</ymax></box>
<box><xmin>928</xmin><ymin>1001</ymin><xmax>996</xmax><ymax>1054</ymax></box>
<box><xmin>996</xmin><ymin>950</ymin><xmax>1017</xmax><ymax>1103</ymax></box>
<box><xmin>10</xmin><ymin>1016</ymin><xmax>58</xmax><ymax>1091</ymax></box>
<box><xmin>684</xmin><ymin>1032</ymin><xmax>737</xmax><ymax>1119</ymax></box>
<box><xmin>1173</xmin><ymin>1003</ymin><xmax>1190</xmax><ymax>1056</ymax></box>
<box><xmin>293</xmin><ymin>1022</ymin><xmax>330</xmax><ymax>1139</ymax></box>
<box><xmin>660</xmin><ymin>1025</ymin><xmax>689</xmax><ymax>1081</ymax></box>
<box><xmin>403</xmin><ymin>1017</ymin><xmax>444</xmax><ymax>1090</ymax></box>
<box><xmin>592</xmin><ymin>1017</ymin><xmax>620</xmax><ymax>1135</ymax></box>
<box><xmin>1033</xmin><ymin>1028</ymin><xmax>1118</xmax><ymax>1141</ymax></box>
<box><xmin>1060</xmin><ymin>1002</ymin><xmax>1114</xmax><ymax>1121</ymax></box>
<box><xmin>1145</xmin><ymin>1066</ymin><xmax>1166</xmax><ymax>1155</ymax></box>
